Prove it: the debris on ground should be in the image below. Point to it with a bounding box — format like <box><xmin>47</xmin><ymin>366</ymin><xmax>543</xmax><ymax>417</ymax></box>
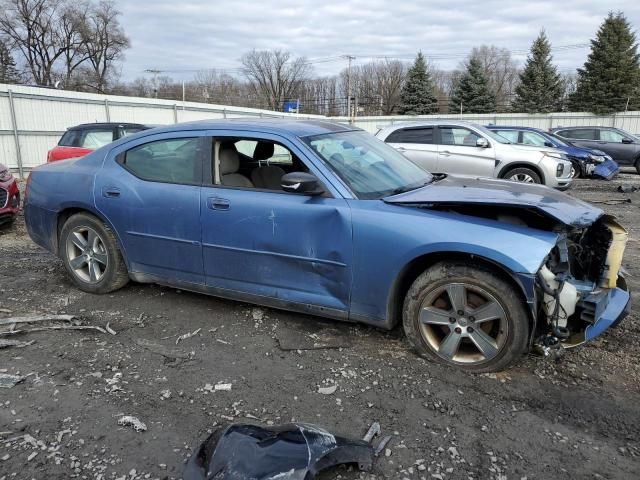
<box><xmin>135</xmin><ymin>338</ymin><xmax>192</xmax><ymax>359</ymax></box>
<box><xmin>183</xmin><ymin>423</ymin><xmax>373</xmax><ymax>480</ymax></box>
<box><xmin>317</xmin><ymin>384</ymin><xmax>338</xmax><ymax>395</ymax></box>
<box><xmin>203</xmin><ymin>383</ymin><xmax>232</xmax><ymax>392</ymax></box>
<box><xmin>0</xmin><ymin>339</ymin><xmax>35</xmax><ymax>349</ymax></box>
<box><xmin>116</xmin><ymin>416</ymin><xmax>147</xmax><ymax>432</ymax></box>
<box><xmin>176</xmin><ymin>327</ymin><xmax>201</xmax><ymax>344</ymax></box>
<box><xmin>363</xmin><ymin>422</ymin><xmax>381</xmax><ymax>442</ymax></box>
<box><xmin>0</xmin><ymin>314</ymin><xmax>76</xmax><ymax>326</ymax></box>
<box><xmin>105</xmin><ymin>322</ymin><xmax>117</xmax><ymax>335</ymax></box>
<box><xmin>617</xmin><ymin>185</ymin><xmax>639</xmax><ymax>193</ymax></box>
<box><xmin>0</xmin><ymin>373</ymin><xmax>24</xmax><ymax>388</ymax></box>
<box><xmin>277</xmin><ymin>326</ymin><xmax>352</xmax><ymax>350</ymax></box>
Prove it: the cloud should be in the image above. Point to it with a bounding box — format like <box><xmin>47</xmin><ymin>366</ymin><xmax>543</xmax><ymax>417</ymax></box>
<box><xmin>116</xmin><ymin>0</ymin><xmax>640</xmax><ymax>80</ymax></box>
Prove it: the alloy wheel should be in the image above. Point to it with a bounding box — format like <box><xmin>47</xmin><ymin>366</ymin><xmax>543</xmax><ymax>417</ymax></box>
<box><xmin>418</xmin><ymin>283</ymin><xmax>508</xmax><ymax>364</ymax></box>
<box><xmin>509</xmin><ymin>173</ymin><xmax>535</xmax><ymax>183</ymax></box>
<box><xmin>65</xmin><ymin>226</ymin><xmax>109</xmax><ymax>283</ymax></box>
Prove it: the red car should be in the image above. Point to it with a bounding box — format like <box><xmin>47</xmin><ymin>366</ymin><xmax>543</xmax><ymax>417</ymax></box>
<box><xmin>47</xmin><ymin>122</ymin><xmax>150</xmax><ymax>162</ymax></box>
<box><xmin>0</xmin><ymin>163</ymin><xmax>19</xmax><ymax>226</ymax></box>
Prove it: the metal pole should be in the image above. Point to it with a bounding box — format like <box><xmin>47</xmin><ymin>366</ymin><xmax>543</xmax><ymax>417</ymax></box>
<box><xmin>182</xmin><ymin>81</ymin><xmax>186</xmax><ymax>110</ymax></box>
<box><xmin>345</xmin><ymin>55</ymin><xmax>355</xmax><ymax>121</ymax></box>
<box><xmin>104</xmin><ymin>98</ymin><xmax>111</xmax><ymax>122</ymax></box>
<box><xmin>7</xmin><ymin>90</ymin><xmax>24</xmax><ymax>179</ymax></box>
<box><xmin>173</xmin><ymin>104</ymin><xmax>178</xmax><ymax>123</ymax></box>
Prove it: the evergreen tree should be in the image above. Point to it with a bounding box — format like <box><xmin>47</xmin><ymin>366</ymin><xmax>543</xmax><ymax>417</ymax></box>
<box><xmin>511</xmin><ymin>31</ymin><xmax>564</xmax><ymax>113</ymax></box>
<box><xmin>0</xmin><ymin>40</ymin><xmax>21</xmax><ymax>84</ymax></box>
<box><xmin>398</xmin><ymin>52</ymin><xmax>438</xmax><ymax>115</ymax></box>
<box><xmin>569</xmin><ymin>12</ymin><xmax>640</xmax><ymax>113</ymax></box>
<box><xmin>449</xmin><ymin>57</ymin><xmax>496</xmax><ymax>113</ymax></box>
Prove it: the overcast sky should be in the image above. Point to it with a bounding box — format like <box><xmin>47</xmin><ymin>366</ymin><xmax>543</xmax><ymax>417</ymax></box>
<box><xmin>117</xmin><ymin>0</ymin><xmax>640</xmax><ymax>81</ymax></box>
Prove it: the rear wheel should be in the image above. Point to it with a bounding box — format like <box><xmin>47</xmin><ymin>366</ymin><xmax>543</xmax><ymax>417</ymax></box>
<box><xmin>504</xmin><ymin>167</ymin><xmax>541</xmax><ymax>184</ymax></box>
<box><xmin>403</xmin><ymin>262</ymin><xmax>529</xmax><ymax>372</ymax></box>
<box><xmin>59</xmin><ymin>213</ymin><xmax>129</xmax><ymax>294</ymax></box>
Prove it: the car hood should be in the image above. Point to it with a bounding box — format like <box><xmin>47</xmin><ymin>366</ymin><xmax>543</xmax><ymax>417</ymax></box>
<box><xmin>384</xmin><ymin>175</ymin><xmax>603</xmax><ymax>228</ymax></box>
<box><xmin>507</xmin><ymin>143</ymin><xmax>562</xmax><ymax>155</ymax></box>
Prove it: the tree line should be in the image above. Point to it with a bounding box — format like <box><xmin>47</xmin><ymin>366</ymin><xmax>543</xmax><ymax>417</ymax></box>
<box><xmin>1</xmin><ymin>3</ymin><xmax>638</xmax><ymax>116</ymax></box>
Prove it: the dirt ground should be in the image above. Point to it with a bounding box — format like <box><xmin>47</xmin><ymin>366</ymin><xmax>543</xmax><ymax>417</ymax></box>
<box><xmin>1</xmin><ymin>170</ymin><xmax>640</xmax><ymax>480</ymax></box>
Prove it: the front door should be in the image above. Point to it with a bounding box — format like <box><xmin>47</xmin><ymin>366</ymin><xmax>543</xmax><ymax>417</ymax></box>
<box><xmin>199</xmin><ymin>133</ymin><xmax>353</xmax><ymax>315</ymax></box>
<box><xmin>597</xmin><ymin>129</ymin><xmax>637</xmax><ymax>165</ymax></box>
<box><xmin>436</xmin><ymin>126</ymin><xmax>496</xmax><ymax>177</ymax></box>
<box><xmin>95</xmin><ymin>133</ymin><xmax>207</xmax><ymax>284</ymax></box>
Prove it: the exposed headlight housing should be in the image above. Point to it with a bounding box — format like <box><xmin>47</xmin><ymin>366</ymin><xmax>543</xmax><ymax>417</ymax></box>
<box><xmin>542</xmin><ymin>151</ymin><xmax>567</xmax><ymax>160</ymax></box>
<box><xmin>587</xmin><ymin>154</ymin><xmax>605</xmax><ymax>163</ymax></box>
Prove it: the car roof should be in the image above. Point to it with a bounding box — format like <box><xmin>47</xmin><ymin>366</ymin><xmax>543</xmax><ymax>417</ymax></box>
<box><xmin>135</xmin><ymin>119</ymin><xmax>359</xmax><ymax>138</ymax></box>
<box><xmin>486</xmin><ymin>125</ymin><xmax>544</xmax><ymax>132</ymax></box>
<box><xmin>380</xmin><ymin>119</ymin><xmax>481</xmax><ymax>131</ymax></box>
<box><xmin>68</xmin><ymin>122</ymin><xmax>150</xmax><ymax>130</ymax></box>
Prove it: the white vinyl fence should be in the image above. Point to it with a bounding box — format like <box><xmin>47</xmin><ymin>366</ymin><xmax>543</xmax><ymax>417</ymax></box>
<box><xmin>2</xmin><ymin>82</ymin><xmax>640</xmax><ymax>177</ymax></box>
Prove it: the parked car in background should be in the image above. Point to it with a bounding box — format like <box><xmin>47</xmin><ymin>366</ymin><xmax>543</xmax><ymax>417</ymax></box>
<box><xmin>24</xmin><ymin>119</ymin><xmax>630</xmax><ymax>372</ymax></box>
<box><xmin>0</xmin><ymin>163</ymin><xmax>20</xmax><ymax>226</ymax></box>
<box><xmin>486</xmin><ymin>125</ymin><xmax>620</xmax><ymax>180</ymax></box>
<box><xmin>376</xmin><ymin>121</ymin><xmax>573</xmax><ymax>189</ymax></box>
<box><xmin>47</xmin><ymin>122</ymin><xmax>151</xmax><ymax>163</ymax></box>
<box><xmin>551</xmin><ymin>126</ymin><xmax>640</xmax><ymax>174</ymax></box>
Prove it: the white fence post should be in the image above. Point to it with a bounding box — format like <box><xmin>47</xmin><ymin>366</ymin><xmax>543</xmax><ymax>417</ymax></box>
<box><xmin>104</xmin><ymin>98</ymin><xmax>111</xmax><ymax>122</ymax></box>
<box><xmin>7</xmin><ymin>90</ymin><xmax>24</xmax><ymax>179</ymax></box>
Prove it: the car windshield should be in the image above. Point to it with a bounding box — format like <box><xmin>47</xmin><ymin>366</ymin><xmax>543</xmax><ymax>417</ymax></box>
<box><xmin>304</xmin><ymin>131</ymin><xmax>433</xmax><ymax>199</ymax></box>
<box><xmin>546</xmin><ymin>132</ymin><xmax>570</xmax><ymax>147</ymax></box>
<box><xmin>474</xmin><ymin>125</ymin><xmax>511</xmax><ymax>144</ymax></box>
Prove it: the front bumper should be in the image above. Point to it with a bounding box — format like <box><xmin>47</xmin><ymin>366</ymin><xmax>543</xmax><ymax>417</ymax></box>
<box><xmin>584</xmin><ymin>286</ymin><xmax>631</xmax><ymax>341</ymax></box>
<box><xmin>592</xmin><ymin>158</ymin><xmax>620</xmax><ymax>180</ymax></box>
<box><xmin>540</xmin><ymin>157</ymin><xmax>573</xmax><ymax>189</ymax></box>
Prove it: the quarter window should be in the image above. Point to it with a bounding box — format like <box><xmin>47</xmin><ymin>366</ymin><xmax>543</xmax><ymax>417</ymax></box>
<box><xmin>121</xmin><ymin>137</ymin><xmax>202</xmax><ymax>185</ymax></box>
<box><xmin>439</xmin><ymin>127</ymin><xmax>481</xmax><ymax>146</ymax></box>
<box><xmin>385</xmin><ymin>127</ymin><xmax>434</xmax><ymax>144</ymax></box>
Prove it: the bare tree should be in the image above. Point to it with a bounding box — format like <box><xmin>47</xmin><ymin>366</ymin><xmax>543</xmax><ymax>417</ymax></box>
<box><xmin>59</xmin><ymin>1</ymin><xmax>90</xmax><ymax>85</ymax></box>
<box><xmin>375</xmin><ymin>59</ymin><xmax>406</xmax><ymax>114</ymax></box>
<box><xmin>194</xmin><ymin>69</ymin><xmax>246</xmax><ymax>104</ymax></box>
<box><xmin>241</xmin><ymin>49</ymin><xmax>312</xmax><ymax>111</ymax></box>
<box><xmin>468</xmin><ymin>45</ymin><xmax>519</xmax><ymax>111</ymax></box>
<box><xmin>82</xmin><ymin>0</ymin><xmax>129</xmax><ymax>92</ymax></box>
<box><xmin>0</xmin><ymin>0</ymin><xmax>72</xmax><ymax>85</ymax></box>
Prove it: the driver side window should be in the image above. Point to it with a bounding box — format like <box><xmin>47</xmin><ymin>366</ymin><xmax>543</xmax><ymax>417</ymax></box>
<box><xmin>439</xmin><ymin>127</ymin><xmax>481</xmax><ymax>147</ymax></box>
<box><xmin>599</xmin><ymin>129</ymin><xmax>625</xmax><ymax>143</ymax></box>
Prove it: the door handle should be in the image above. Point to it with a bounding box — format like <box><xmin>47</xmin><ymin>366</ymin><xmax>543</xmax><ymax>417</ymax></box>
<box><xmin>207</xmin><ymin>196</ymin><xmax>230</xmax><ymax>211</ymax></box>
<box><xmin>397</xmin><ymin>146</ymin><xmax>407</xmax><ymax>151</ymax></box>
<box><xmin>440</xmin><ymin>151</ymin><xmax>451</xmax><ymax>157</ymax></box>
<box><xmin>102</xmin><ymin>187</ymin><xmax>120</xmax><ymax>198</ymax></box>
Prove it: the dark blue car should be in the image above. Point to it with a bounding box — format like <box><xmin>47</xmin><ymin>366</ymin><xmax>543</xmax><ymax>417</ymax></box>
<box><xmin>23</xmin><ymin>119</ymin><xmax>631</xmax><ymax>372</ymax></box>
<box><xmin>487</xmin><ymin>125</ymin><xmax>620</xmax><ymax>180</ymax></box>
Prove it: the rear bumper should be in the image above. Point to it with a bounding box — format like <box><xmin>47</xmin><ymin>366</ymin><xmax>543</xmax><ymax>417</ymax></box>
<box><xmin>584</xmin><ymin>286</ymin><xmax>631</xmax><ymax>341</ymax></box>
<box><xmin>23</xmin><ymin>202</ymin><xmax>58</xmax><ymax>253</ymax></box>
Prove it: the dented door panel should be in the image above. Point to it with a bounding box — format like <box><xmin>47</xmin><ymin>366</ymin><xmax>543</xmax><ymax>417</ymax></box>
<box><xmin>200</xmin><ymin>188</ymin><xmax>352</xmax><ymax>312</ymax></box>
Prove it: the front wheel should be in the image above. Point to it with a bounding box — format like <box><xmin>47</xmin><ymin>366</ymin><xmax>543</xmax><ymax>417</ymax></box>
<box><xmin>59</xmin><ymin>213</ymin><xmax>129</xmax><ymax>294</ymax></box>
<box><xmin>635</xmin><ymin>158</ymin><xmax>640</xmax><ymax>175</ymax></box>
<box><xmin>403</xmin><ymin>262</ymin><xmax>530</xmax><ymax>372</ymax></box>
<box><xmin>570</xmin><ymin>160</ymin><xmax>582</xmax><ymax>179</ymax></box>
<box><xmin>504</xmin><ymin>167</ymin><xmax>541</xmax><ymax>184</ymax></box>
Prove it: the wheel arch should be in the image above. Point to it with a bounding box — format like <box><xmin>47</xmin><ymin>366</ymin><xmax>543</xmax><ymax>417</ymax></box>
<box><xmin>55</xmin><ymin>205</ymin><xmax>129</xmax><ymax>267</ymax></box>
<box><xmin>385</xmin><ymin>251</ymin><xmax>535</xmax><ymax>332</ymax></box>
<box><xmin>498</xmin><ymin>163</ymin><xmax>545</xmax><ymax>184</ymax></box>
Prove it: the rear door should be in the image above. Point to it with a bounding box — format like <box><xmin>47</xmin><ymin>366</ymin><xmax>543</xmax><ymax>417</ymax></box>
<box><xmin>95</xmin><ymin>132</ymin><xmax>207</xmax><ymax>284</ymax></box>
<box><xmin>436</xmin><ymin>125</ymin><xmax>496</xmax><ymax>176</ymax></box>
<box><xmin>555</xmin><ymin>128</ymin><xmax>599</xmax><ymax>151</ymax></box>
<box><xmin>383</xmin><ymin>127</ymin><xmax>438</xmax><ymax>172</ymax></box>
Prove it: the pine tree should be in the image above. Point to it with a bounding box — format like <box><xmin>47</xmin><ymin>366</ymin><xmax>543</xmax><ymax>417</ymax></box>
<box><xmin>569</xmin><ymin>12</ymin><xmax>640</xmax><ymax>113</ymax></box>
<box><xmin>511</xmin><ymin>31</ymin><xmax>564</xmax><ymax>113</ymax></box>
<box><xmin>0</xmin><ymin>41</ymin><xmax>21</xmax><ymax>84</ymax></box>
<box><xmin>449</xmin><ymin>57</ymin><xmax>496</xmax><ymax>113</ymax></box>
<box><xmin>398</xmin><ymin>52</ymin><xmax>438</xmax><ymax>115</ymax></box>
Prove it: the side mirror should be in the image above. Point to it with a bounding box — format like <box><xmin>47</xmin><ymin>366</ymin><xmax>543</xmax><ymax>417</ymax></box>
<box><xmin>621</xmin><ymin>138</ymin><xmax>633</xmax><ymax>144</ymax></box>
<box><xmin>544</xmin><ymin>141</ymin><xmax>554</xmax><ymax>148</ymax></box>
<box><xmin>476</xmin><ymin>137</ymin><xmax>490</xmax><ymax>148</ymax></box>
<box><xmin>281</xmin><ymin>172</ymin><xmax>324</xmax><ymax>195</ymax></box>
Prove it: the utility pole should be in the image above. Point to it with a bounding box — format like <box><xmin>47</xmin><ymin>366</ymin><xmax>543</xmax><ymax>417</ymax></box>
<box><xmin>342</xmin><ymin>55</ymin><xmax>355</xmax><ymax>120</ymax></box>
<box><xmin>144</xmin><ymin>69</ymin><xmax>161</xmax><ymax>98</ymax></box>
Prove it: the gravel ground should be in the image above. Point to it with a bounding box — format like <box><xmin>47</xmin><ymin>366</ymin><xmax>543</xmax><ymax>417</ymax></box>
<box><xmin>1</xmin><ymin>170</ymin><xmax>639</xmax><ymax>480</ymax></box>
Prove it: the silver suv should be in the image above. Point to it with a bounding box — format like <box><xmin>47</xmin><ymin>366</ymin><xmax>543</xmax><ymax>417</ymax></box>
<box><xmin>376</xmin><ymin>121</ymin><xmax>573</xmax><ymax>189</ymax></box>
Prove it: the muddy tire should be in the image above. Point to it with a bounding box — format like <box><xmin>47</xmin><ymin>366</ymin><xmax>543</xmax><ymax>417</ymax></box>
<box><xmin>503</xmin><ymin>167</ymin><xmax>542</xmax><ymax>184</ymax></box>
<box><xmin>403</xmin><ymin>262</ymin><xmax>529</xmax><ymax>373</ymax></box>
<box><xmin>570</xmin><ymin>160</ymin><xmax>582</xmax><ymax>179</ymax></box>
<box><xmin>59</xmin><ymin>213</ymin><xmax>129</xmax><ymax>294</ymax></box>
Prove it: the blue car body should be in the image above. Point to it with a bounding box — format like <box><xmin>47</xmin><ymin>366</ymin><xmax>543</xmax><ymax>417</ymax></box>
<box><xmin>487</xmin><ymin>125</ymin><xmax>620</xmax><ymax>180</ymax></box>
<box><xmin>24</xmin><ymin>119</ymin><xmax>629</xmax><ymax>350</ymax></box>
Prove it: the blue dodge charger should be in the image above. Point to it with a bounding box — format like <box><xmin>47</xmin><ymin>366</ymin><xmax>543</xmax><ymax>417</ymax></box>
<box><xmin>24</xmin><ymin>119</ymin><xmax>631</xmax><ymax>372</ymax></box>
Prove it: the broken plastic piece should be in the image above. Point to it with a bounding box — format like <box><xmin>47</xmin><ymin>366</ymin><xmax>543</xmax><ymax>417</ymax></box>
<box><xmin>0</xmin><ymin>373</ymin><xmax>24</xmax><ymax>388</ymax></box>
<box><xmin>184</xmin><ymin>423</ymin><xmax>374</xmax><ymax>480</ymax></box>
<box><xmin>362</xmin><ymin>422</ymin><xmax>380</xmax><ymax>443</ymax></box>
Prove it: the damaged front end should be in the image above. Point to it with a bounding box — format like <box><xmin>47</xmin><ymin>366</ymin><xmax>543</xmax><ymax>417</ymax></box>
<box><xmin>534</xmin><ymin>215</ymin><xmax>631</xmax><ymax>354</ymax></box>
<box><xmin>183</xmin><ymin>423</ymin><xmax>374</xmax><ymax>480</ymax></box>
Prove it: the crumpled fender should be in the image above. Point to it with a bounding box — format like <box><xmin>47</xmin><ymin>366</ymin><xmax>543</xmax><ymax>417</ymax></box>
<box><xmin>183</xmin><ymin>423</ymin><xmax>374</xmax><ymax>480</ymax></box>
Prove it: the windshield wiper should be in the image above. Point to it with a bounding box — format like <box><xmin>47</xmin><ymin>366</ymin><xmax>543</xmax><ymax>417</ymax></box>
<box><xmin>390</xmin><ymin>180</ymin><xmax>432</xmax><ymax>196</ymax></box>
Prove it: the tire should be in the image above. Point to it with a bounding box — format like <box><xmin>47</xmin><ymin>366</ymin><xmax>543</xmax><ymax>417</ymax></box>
<box><xmin>59</xmin><ymin>213</ymin><xmax>129</xmax><ymax>294</ymax></box>
<box><xmin>503</xmin><ymin>167</ymin><xmax>541</xmax><ymax>184</ymax></box>
<box><xmin>569</xmin><ymin>160</ymin><xmax>582</xmax><ymax>179</ymax></box>
<box><xmin>403</xmin><ymin>262</ymin><xmax>529</xmax><ymax>373</ymax></box>
<box><xmin>635</xmin><ymin>158</ymin><xmax>640</xmax><ymax>175</ymax></box>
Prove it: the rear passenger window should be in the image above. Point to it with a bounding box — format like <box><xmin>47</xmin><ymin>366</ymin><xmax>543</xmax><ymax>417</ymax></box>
<box><xmin>385</xmin><ymin>128</ymin><xmax>434</xmax><ymax>144</ymax></box>
<box><xmin>121</xmin><ymin>138</ymin><xmax>202</xmax><ymax>185</ymax></box>
<box><xmin>521</xmin><ymin>131</ymin><xmax>547</xmax><ymax>146</ymax></box>
<box><xmin>560</xmin><ymin>129</ymin><xmax>597</xmax><ymax>140</ymax></box>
